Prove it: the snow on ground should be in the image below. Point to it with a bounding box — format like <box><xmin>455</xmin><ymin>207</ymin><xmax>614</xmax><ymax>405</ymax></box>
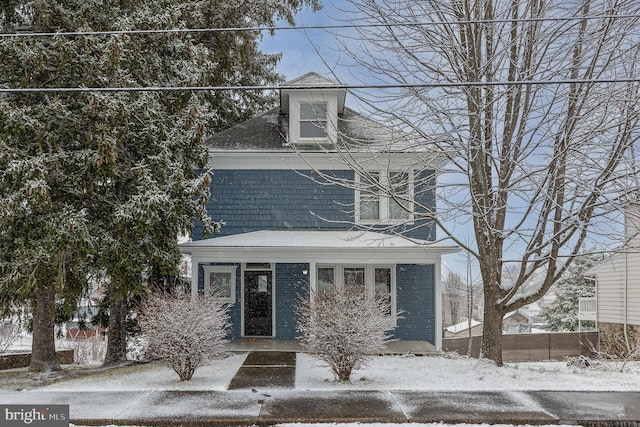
<box><xmin>294</xmin><ymin>353</ymin><xmax>640</xmax><ymax>391</ymax></box>
<box><xmin>35</xmin><ymin>352</ymin><xmax>640</xmax><ymax>392</ymax></box>
<box><xmin>37</xmin><ymin>353</ymin><xmax>247</xmax><ymax>391</ymax></box>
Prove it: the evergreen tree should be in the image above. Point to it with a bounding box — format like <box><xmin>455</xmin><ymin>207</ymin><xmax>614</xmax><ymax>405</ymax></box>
<box><xmin>0</xmin><ymin>0</ymin><xmax>319</xmax><ymax>370</ymax></box>
<box><xmin>542</xmin><ymin>255</ymin><xmax>598</xmax><ymax>332</ymax></box>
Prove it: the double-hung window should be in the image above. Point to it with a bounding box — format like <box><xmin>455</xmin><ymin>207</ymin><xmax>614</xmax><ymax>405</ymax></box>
<box><xmin>357</xmin><ymin>170</ymin><xmax>413</xmax><ymax>223</ymax></box>
<box><xmin>388</xmin><ymin>171</ymin><xmax>411</xmax><ymax>220</ymax></box>
<box><xmin>299</xmin><ymin>102</ymin><xmax>327</xmax><ymax>139</ymax></box>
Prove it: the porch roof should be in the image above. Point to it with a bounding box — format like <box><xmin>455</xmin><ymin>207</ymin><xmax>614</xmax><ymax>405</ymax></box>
<box><xmin>180</xmin><ymin>230</ymin><xmax>458</xmax><ymax>264</ymax></box>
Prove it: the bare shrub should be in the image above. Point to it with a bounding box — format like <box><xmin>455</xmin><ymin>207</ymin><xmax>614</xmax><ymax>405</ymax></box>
<box><xmin>138</xmin><ymin>291</ymin><xmax>230</xmax><ymax>381</ymax></box>
<box><xmin>595</xmin><ymin>326</ymin><xmax>640</xmax><ymax>372</ymax></box>
<box><xmin>296</xmin><ymin>288</ymin><xmax>398</xmax><ymax>382</ymax></box>
<box><xmin>0</xmin><ymin>320</ymin><xmax>21</xmax><ymax>355</ymax></box>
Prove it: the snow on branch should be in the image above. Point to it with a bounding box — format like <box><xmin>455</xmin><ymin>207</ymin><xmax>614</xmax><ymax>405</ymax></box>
<box><xmin>296</xmin><ymin>287</ymin><xmax>399</xmax><ymax>382</ymax></box>
<box><xmin>138</xmin><ymin>291</ymin><xmax>230</xmax><ymax>381</ymax></box>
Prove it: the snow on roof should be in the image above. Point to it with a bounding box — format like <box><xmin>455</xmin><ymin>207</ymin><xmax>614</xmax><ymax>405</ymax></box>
<box><xmin>180</xmin><ymin>230</ymin><xmax>459</xmax><ymax>264</ymax></box>
<box><xmin>182</xmin><ymin>230</ymin><xmax>451</xmax><ymax>249</ymax></box>
<box><xmin>445</xmin><ymin>319</ymin><xmax>483</xmax><ymax>334</ymax></box>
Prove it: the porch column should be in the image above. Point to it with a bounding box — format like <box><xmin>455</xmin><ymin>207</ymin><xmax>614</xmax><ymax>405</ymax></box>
<box><xmin>434</xmin><ymin>261</ymin><xmax>443</xmax><ymax>351</ymax></box>
<box><xmin>190</xmin><ymin>257</ymin><xmax>199</xmax><ymax>299</ymax></box>
<box><xmin>308</xmin><ymin>262</ymin><xmax>316</xmax><ymax>293</ymax></box>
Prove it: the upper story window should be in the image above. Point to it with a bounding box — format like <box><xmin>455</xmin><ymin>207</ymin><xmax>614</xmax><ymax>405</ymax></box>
<box><xmin>285</xmin><ymin>92</ymin><xmax>339</xmax><ymax>145</ymax></box>
<box><xmin>357</xmin><ymin>170</ymin><xmax>413</xmax><ymax>224</ymax></box>
<box><xmin>299</xmin><ymin>102</ymin><xmax>327</xmax><ymax>138</ymax></box>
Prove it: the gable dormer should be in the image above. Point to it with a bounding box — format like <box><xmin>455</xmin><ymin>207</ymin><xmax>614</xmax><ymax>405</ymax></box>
<box><xmin>280</xmin><ymin>72</ymin><xmax>346</xmax><ymax>146</ymax></box>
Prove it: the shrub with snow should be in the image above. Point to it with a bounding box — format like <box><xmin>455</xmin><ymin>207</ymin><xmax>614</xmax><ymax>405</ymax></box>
<box><xmin>138</xmin><ymin>291</ymin><xmax>230</xmax><ymax>381</ymax></box>
<box><xmin>0</xmin><ymin>319</ymin><xmax>21</xmax><ymax>355</ymax></box>
<box><xmin>296</xmin><ymin>288</ymin><xmax>398</xmax><ymax>382</ymax></box>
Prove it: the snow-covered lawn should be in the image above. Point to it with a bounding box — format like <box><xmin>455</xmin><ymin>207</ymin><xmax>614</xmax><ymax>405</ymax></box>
<box><xmin>24</xmin><ymin>352</ymin><xmax>640</xmax><ymax>392</ymax></box>
<box><xmin>296</xmin><ymin>353</ymin><xmax>640</xmax><ymax>391</ymax></box>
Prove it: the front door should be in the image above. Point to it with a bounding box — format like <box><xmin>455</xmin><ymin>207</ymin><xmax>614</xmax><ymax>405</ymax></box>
<box><xmin>243</xmin><ymin>270</ymin><xmax>273</xmax><ymax>336</ymax></box>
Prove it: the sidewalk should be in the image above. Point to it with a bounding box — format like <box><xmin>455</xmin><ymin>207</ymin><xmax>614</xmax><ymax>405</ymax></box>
<box><xmin>1</xmin><ymin>389</ymin><xmax>638</xmax><ymax>426</ymax></box>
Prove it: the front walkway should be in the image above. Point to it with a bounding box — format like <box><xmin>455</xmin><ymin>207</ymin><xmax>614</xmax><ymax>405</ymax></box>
<box><xmin>228</xmin><ymin>351</ymin><xmax>296</xmax><ymax>390</ymax></box>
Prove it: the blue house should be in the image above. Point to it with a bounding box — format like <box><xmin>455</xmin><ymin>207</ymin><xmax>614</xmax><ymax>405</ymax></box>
<box><xmin>180</xmin><ymin>72</ymin><xmax>457</xmax><ymax>352</ymax></box>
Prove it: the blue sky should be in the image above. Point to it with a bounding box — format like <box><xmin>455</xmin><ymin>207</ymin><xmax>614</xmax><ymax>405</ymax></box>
<box><xmin>260</xmin><ymin>3</ymin><xmax>352</xmax><ymax>84</ymax></box>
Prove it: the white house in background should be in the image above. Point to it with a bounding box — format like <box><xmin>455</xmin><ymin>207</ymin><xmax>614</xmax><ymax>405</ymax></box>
<box><xmin>444</xmin><ymin>319</ymin><xmax>483</xmax><ymax>338</ymax></box>
<box><xmin>585</xmin><ymin>203</ymin><xmax>640</xmax><ymax>351</ymax></box>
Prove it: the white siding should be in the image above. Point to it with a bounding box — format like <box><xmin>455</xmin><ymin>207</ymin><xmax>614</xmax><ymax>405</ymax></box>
<box><xmin>592</xmin><ymin>250</ymin><xmax>640</xmax><ymax>326</ymax></box>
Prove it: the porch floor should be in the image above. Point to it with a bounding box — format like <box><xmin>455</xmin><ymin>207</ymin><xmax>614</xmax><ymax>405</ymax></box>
<box><xmin>222</xmin><ymin>339</ymin><xmax>436</xmax><ymax>354</ymax></box>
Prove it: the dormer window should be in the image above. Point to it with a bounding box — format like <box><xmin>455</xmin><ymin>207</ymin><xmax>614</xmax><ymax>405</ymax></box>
<box><xmin>299</xmin><ymin>102</ymin><xmax>327</xmax><ymax>138</ymax></box>
<box><xmin>279</xmin><ymin>72</ymin><xmax>346</xmax><ymax>146</ymax></box>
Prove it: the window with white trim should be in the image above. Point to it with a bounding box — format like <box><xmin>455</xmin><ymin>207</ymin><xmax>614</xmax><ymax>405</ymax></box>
<box><xmin>203</xmin><ymin>265</ymin><xmax>237</xmax><ymax>303</ymax></box>
<box><xmin>315</xmin><ymin>265</ymin><xmax>396</xmax><ymax>317</ymax></box>
<box><xmin>299</xmin><ymin>102</ymin><xmax>327</xmax><ymax>139</ymax></box>
<box><xmin>344</xmin><ymin>267</ymin><xmax>366</xmax><ymax>293</ymax></box>
<box><xmin>317</xmin><ymin>267</ymin><xmax>335</xmax><ymax>293</ymax></box>
<box><xmin>357</xmin><ymin>170</ymin><xmax>413</xmax><ymax>223</ymax></box>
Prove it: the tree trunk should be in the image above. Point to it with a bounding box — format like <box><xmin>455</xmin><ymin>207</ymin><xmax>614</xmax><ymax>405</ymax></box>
<box><xmin>103</xmin><ymin>297</ymin><xmax>128</xmax><ymax>366</ymax></box>
<box><xmin>481</xmin><ymin>302</ymin><xmax>505</xmax><ymax>366</ymax></box>
<box><xmin>30</xmin><ymin>284</ymin><xmax>61</xmax><ymax>372</ymax></box>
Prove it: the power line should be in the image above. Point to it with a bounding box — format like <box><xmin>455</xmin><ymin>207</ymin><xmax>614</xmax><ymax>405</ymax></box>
<box><xmin>2</xmin><ymin>78</ymin><xmax>639</xmax><ymax>93</ymax></box>
<box><xmin>1</xmin><ymin>14</ymin><xmax>639</xmax><ymax>38</ymax></box>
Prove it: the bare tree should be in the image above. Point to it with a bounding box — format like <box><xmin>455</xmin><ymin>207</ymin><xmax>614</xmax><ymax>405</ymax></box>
<box><xmin>296</xmin><ymin>288</ymin><xmax>398</xmax><ymax>382</ymax></box>
<box><xmin>314</xmin><ymin>0</ymin><xmax>640</xmax><ymax>366</ymax></box>
<box><xmin>443</xmin><ymin>271</ymin><xmax>466</xmax><ymax>325</ymax></box>
<box><xmin>138</xmin><ymin>291</ymin><xmax>230</xmax><ymax>381</ymax></box>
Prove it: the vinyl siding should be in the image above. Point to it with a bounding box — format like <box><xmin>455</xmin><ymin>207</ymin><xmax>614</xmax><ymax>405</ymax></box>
<box><xmin>593</xmin><ymin>250</ymin><xmax>640</xmax><ymax>326</ymax></box>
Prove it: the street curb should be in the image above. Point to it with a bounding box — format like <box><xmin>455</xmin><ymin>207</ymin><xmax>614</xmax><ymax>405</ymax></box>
<box><xmin>70</xmin><ymin>418</ymin><xmax>640</xmax><ymax>427</ymax></box>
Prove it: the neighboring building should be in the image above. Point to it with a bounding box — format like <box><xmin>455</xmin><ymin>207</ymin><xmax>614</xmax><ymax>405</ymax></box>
<box><xmin>502</xmin><ymin>309</ymin><xmax>532</xmax><ymax>334</ymax></box>
<box><xmin>444</xmin><ymin>319</ymin><xmax>483</xmax><ymax>338</ymax></box>
<box><xmin>180</xmin><ymin>72</ymin><xmax>457</xmax><ymax>352</ymax></box>
<box><xmin>585</xmin><ymin>203</ymin><xmax>640</xmax><ymax>352</ymax></box>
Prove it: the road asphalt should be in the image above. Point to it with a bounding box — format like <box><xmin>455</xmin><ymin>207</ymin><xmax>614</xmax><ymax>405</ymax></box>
<box><xmin>0</xmin><ymin>352</ymin><xmax>638</xmax><ymax>426</ymax></box>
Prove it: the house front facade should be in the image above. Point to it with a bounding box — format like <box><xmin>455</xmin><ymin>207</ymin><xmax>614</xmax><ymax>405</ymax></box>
<box><xmin>180</xmin><ymin>72</ymin><xmax>457</xmax><ymax>352</ymax></box>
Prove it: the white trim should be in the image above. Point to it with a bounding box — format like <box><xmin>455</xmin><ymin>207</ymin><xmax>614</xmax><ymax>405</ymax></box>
<box><xmin>202</xmin><ymin>265</ymin><xmax>237</xmax><ymax>304</ymax></box>
<box><xmin>288</xmin><ymin>91</ymin><xmax>338</xmax><ymax>145</ymax></box>
<box><xmin>180</xmin><ymin>231</ymin><xmax>459</xmax><ymax>265</ymax></box>
<box><xmin>183</xmin><ymin>246</ymin><xmax>453</xmax><ymax>264</ymax></box>
<box><xmin>309</xmin><ymin>261</ymin><xmax>317</xmax><ymax>293</ymax></box>
<box><xmin>190</xmin><ymin>257</ymin><xmax>200</xmax><ymax>300</ymax></box>
<box><xmin>208</xmin><ymin>150</ymin><xmax>443</xmax><ymax>171</ymax></box>
<box><xmin>434</xmin><ymin>262</ymin><xmax>442</xmax><ymax>351</ymax></box>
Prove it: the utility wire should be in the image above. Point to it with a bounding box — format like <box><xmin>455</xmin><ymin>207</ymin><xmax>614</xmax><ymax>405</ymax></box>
<box><xmin>2</xmin><ymin>78</ymin><xmax>640</xmax><ymax>93</ymax></box>
<box><xmin>1</xmin><ymin>14</ymin><xmax>639</xmax><ymax>38</ymax></box>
